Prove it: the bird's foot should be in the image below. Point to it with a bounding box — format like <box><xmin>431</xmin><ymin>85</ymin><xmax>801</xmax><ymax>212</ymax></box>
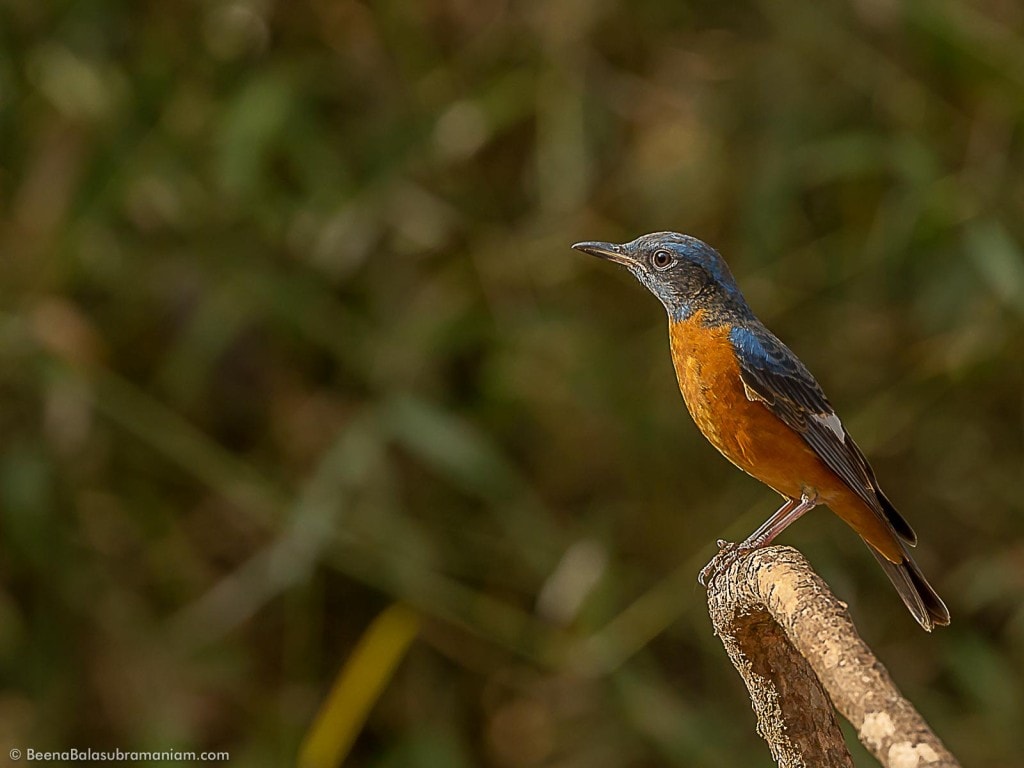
<box><xmin>698</xmin><ymin>539</ymin><xmax>753</xmax><ymax>587</ymax></box>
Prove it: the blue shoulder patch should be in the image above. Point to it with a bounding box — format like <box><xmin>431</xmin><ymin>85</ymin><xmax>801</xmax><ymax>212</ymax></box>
<box><xmin>729</xmin><ymin>325</ymin><xmax>771</xmax><ymax>363</ymax></box>
<box><xmin>729</xmin><ymin>323</ymin><xmax>818</xmax><ymax>387</ymax></box>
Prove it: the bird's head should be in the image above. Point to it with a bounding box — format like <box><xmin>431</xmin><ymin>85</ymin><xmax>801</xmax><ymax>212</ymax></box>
<box><xmin>572</xmin><ymin>232</ymin><xmax>749</xmax><ymax>322</ymax></box>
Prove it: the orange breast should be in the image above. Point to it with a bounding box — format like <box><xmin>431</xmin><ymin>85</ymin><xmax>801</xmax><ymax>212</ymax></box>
<box><xmin>668</xmin><ymin>312</ymin><xmax>900</xmax><ymax>560</ymax></box>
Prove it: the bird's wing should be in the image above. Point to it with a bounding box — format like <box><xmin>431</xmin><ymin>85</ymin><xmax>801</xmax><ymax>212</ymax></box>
<box><xmin>729</xmin><ymin>324</ymin><xmax>883</xmax><ymax>515</ymax></box>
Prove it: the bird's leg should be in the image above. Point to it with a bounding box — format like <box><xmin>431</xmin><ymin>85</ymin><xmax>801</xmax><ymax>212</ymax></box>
<box><xmin>698</xmin><ymin>492</ymin><xmax>819</xmax><ymax>586</ymax></box>
<box><xmin>738</xmin><ymin>491</ymin><xmax>819</xmax><ymax>550</ymax></box>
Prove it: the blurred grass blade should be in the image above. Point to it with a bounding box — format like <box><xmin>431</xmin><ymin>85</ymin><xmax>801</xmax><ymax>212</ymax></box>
<box><xmin>326</xmin><ymin>542</ymin><xmax>569</xmax><ymax>668</ymax></box>
<box><xmin>217</xmin><ymin>69</ymin><xmax>294</xmax><ymax>197</ymax></box>
<box><xmin>385</xmin><ymin>394</ymin><xmax>521</xmax><ymax>499</ymax></box>
<box><xmin>91</xmin><ymin>367</ymin><xmax>288</xmax><ymax>524</ymax></box>
<box><xmin>170</xmin><ymin>410</ymin><xmax>382</xmax><ymax>645</ymax></box>
<box><xmin>965</xmin><ymin>220</ymin><xmax>1024</xmax><ymax>316</ymax></box>
<box><xmin>299</xmin><ymin>603</ymin><xmax>421</xmax><ymax>768</ymax></box>
<box><xmin>385</xmin><ymin>394</ymin><xmax>560</xmax><ymax>572</ymax></box>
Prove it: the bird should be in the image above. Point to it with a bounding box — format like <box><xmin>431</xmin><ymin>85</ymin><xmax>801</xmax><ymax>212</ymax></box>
<box><xmin>572</xmin><ymin>232</ymin><xmax>949</xmax><ymax>631</ymax></box>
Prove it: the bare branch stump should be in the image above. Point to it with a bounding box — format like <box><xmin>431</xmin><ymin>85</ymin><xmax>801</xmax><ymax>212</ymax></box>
<box><xmin>705</xmin><ymin>545</ymin><xmax>959</xmax><ymax>768</ymax></box>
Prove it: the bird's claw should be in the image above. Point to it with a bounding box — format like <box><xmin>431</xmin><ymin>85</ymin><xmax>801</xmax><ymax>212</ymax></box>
<box><xmin>697</xmin><ymin>540</ymin><xmax>748</xmax><ymax>587</ymax></box>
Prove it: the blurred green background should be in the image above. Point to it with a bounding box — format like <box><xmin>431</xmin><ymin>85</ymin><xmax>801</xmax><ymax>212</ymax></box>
<box><xmin>2</xmin><ymin>0</ymin><xmax>1024</xmax><ymax>765</ymax></box>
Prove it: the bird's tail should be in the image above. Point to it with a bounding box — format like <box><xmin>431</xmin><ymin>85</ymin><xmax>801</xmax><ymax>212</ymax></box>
<box><xmin>867</xmin><ymin>543</ymin><xmax>950</xmax><ymax>632</ymax></box>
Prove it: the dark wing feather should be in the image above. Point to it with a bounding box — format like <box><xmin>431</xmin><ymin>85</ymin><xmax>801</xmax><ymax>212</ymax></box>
<box><xmin>729</xmin><ymin>323</ymin><xmax>936</xmax><ymax>625</ymax></box>
<box><xmin>729</xmin><ymin>324</ymin><xmax>886</xmax><ymax>518</ymax></box>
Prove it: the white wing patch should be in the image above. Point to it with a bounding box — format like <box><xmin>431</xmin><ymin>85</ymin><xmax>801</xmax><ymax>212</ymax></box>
<box><xmin>812</xmin><ymin>410</ymin><xmax>845</xmax><ymax>440</ymax></box>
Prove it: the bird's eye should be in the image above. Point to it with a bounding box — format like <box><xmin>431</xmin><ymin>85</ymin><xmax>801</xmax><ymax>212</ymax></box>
<box><xmin>652</xmin><ymin>249</ymin><xmax>673</xmax><ymax>271</ymax></box>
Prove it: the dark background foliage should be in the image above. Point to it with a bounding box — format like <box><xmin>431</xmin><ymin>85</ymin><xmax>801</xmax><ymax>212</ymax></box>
<box><xmin>2</xmin><ymin>0</ymin><xmax>1023</xmax><ymax>765</ymax></box>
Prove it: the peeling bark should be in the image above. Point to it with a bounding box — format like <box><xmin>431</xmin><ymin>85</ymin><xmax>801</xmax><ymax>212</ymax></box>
<box><xmin>705</xmin><ymin>546</ymin><xmax>959</xmax><ymax>768</ymax></box>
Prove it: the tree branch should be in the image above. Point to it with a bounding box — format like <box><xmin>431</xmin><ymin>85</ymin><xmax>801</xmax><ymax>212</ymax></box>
<box><xmin>705</xmin><ymin>545</ymin><xmax>959</xmax><ymax>768</ymax></box>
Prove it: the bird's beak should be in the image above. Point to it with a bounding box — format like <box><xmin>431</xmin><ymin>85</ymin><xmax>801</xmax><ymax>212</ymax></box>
<box><xmin>572</xmin><ymin>240</ymin><xmax>633</xmax><ymax>267</ymax></box>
